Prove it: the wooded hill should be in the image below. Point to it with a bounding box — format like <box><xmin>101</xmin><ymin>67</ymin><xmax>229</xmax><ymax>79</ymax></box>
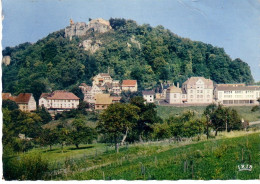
<box><xmin>2</xmin><ymin>18</ymin><xmax>254</xmax><ymax>98</ymax></box>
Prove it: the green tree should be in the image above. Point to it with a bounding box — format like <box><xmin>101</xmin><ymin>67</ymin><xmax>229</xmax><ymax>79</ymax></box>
<box><xmin>39</xmin><ymin>129</ymin><xmax>57</xmax><ymax>150</ymax></box>
<box><xmin>130</xmin><ymin>96</ymin><xmax>162</xmax><ymax>142</ymax></box>
<box><xmin>69</xmin><ymin>118</ymin><xmax>97</xmax><ymax>149</ymax></box>
<box><xmin>2</xmin><ymin>99</ymin><xmax>19</xmax><ymax>110</ymax></box>
<box><xmin>35</xmin><ymin>106</ymin><xmax>52</xmax><ymax>124</ymax></box>
<box><xmin>210</xmin><ymin>105</ymin><xmax>242</xmax><ymax>136</ymax></box>
<box><xmin>203</xmin><ymin>103</ymin><xmax>217</xmax><ymax>139</ymax></box>
<box><xmin>98</xmin><ymin>103</ymin><xmax>139</xmax><ymax>152</ymax></box>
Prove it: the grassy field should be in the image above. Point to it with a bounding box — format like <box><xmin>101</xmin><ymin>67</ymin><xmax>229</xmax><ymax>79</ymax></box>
<box><xmin>156</xmin><ymin>105</ymin><xmax>260</xmax><ymax>122</ymax></box>
<box><xmin>15</xmin><ymin>130</ymin><xmax>260</xmax><ymax>180</ymax></box>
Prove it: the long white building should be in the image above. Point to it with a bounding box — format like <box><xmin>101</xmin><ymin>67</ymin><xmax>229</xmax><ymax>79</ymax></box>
<box><xmin>215</xmin><ymin>84</ymin><xmax>260</xmax><ymax>105</ymax></box>
<box><xmin>39</xmin><ymin>90</ymin><xmax>80</xmax><ymax>111</ymax></box>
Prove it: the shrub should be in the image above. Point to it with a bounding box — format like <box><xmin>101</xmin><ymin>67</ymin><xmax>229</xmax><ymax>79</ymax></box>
<box><xmin>3</xmin><ymin>153</ymin><xmax>49</xmax><ymax>180</ymax></box>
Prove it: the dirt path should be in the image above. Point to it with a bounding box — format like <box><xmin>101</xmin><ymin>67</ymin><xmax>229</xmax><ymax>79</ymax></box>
<box><xmin>249</xmin><ymin>121</ymin><xmax>260</xmax><ymax>126</ymax></box>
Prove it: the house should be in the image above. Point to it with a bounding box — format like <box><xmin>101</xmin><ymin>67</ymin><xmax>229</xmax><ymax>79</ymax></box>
<box><xmin>94</xmin><ymin>94</ymin><xmax>113</xmax><ymax>110</ymax></box>
<box><xmin>111</xmin><ymin>80</ymin><xmax>122</xmax><ymax>95</ymax></box>
<box><xmin>3</xmin><ymin>93</ymin><xmax>37</xmax><ymax>112</ymax></box>
<box><xmin>142</xmin><ymin>90</ymin><xmax>155</xmax><ymax>103</ymax></box>
<box><xmin>214</xmin><ymin>84</ymin><xmax>260</xmax><ymax>105</ymax></box>
<box><xmin>155</xmin><ymin>83</ymin><xmax>171</xmax><ymax>99</ymax></box>
<box><xmin>182</xmin><ymin>77</ymin><xmax>214</xmax><ymax>104</ymax></box>
<box><xmin>121</xmin><ymin>80</ymin><xmax>138</xmax><ymax>92</ymax></box>
<box><xmin>92</xmin><ymin>73</ymin><xmax>113</xmax><ymax>86</ymax></box>
<box><xmin>39</xmin><ymin>90</ymin><xmax>80</xmax><ymax>111</ymax></box>
<box><xmin>166</xmin><ymin>84</ymin><xmax>184</xmax><ymax>104</ymax></box>
<box><xmin>79</xmin><ymin>83</ymin><xmax>103</xmax><ymax>104</ymax></box>
<box><xmin>79</xmin><ymin>83</ymin><xmax>93</xmax><ymax>102</ymax></box>
<box><xmin>94</xmin><ymin>94</ymin><xmax>121</xmax><ymax>110</ymax></box>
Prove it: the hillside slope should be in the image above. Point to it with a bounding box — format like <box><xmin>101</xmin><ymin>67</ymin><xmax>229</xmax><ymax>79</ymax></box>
<box><xmin>2</xmin><ymin>18</ymin><xmax>254</xmax><ymax>98</ymax></box>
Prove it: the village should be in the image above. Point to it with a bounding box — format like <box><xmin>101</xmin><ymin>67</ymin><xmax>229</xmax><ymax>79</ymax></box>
<box><xmin>2</xmin><ymin>73</ymin><xmax>260</xmax><ymax>115</ymax></box>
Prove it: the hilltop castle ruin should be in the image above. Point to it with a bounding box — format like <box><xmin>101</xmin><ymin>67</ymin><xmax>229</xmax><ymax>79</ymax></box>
<box><xmin>65</xmin><ymin>18</ymin><xmax>112</xmax><ymax>39</ymax></box>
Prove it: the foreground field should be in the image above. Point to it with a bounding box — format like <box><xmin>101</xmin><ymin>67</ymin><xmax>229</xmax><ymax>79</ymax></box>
<box><xmin>156</xmin><ymin>105</ymin><xmax>260</xmax><ymax>122</ymax></box>
<box><xmin>13</xmin><ymin>130</ymin><xmax>258</xmax><ymax>180</ymax></box>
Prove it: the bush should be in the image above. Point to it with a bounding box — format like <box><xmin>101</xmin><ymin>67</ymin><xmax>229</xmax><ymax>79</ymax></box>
<box><xmin>3</xmin><ymin>153</ymin><xmax>49</xmax><ymax>180</ymax></box>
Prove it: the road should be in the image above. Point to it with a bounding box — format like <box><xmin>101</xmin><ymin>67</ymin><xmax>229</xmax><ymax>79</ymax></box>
<box><xmin>249</xmin><ymin>121</ymin><xmax>260</xmax><ymax>126</ymax></box>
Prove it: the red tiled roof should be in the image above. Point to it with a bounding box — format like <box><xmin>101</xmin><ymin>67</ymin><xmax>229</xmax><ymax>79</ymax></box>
<box><xmin>40</xmin><ymin>93</ymin><xmax>51</xmax><ymax>98</ymax></box>
<box><xmin>122</xmin><ymin>80</ymin><xmax>137</xmax><ymax>86</ymax></box>
<box><xmin>14</xmin><ymin>93</ymin><xmax>33</xmax><ymax>103</ymax></box>
<box><xmin>47</xmin><ymin>90</ymin><xmax>79</xmax><ymax>100</ymax></box>
<box><xmin>2</xmin><ymin>93</ymin><xmax>12</xmax><ymax>100</ymax></box>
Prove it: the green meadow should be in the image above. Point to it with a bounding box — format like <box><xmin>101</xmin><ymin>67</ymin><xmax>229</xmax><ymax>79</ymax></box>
<box><xmin>7</xmin><ymin>131</ymin><xmax>259</xmax><ymax>180</ymax></box>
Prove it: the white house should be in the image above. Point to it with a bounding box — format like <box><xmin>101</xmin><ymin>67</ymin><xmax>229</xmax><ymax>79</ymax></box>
<box><xmin>142</xmin><ymin>90</ymin><xmax>155</xmax><ymax>103</ymax></box>
<box><xmin>166</xmin><ymin>84</ymin><xmax>184</xmax><ymax>104</ymax></box>
<box><xmin>3</xmin><ymin>93</ymin><xmax>37</xmax><ymax>112</ymax></box>
<box><xmin>92</xmin><ymin>73</ymin><xmax>113</xmax><ymax>86</ymax></box>
<box><xmin>182</xmin><ymin>77</ymin><xmax>214</xmax><ymax>104</ymax></box>
<box><xmin>39</xmin><ymin>90</ymin><xmax>80</xmax><ymax>111</ymax></box>
<box><xmin>121</xmin><ymin>80</ymin><xmax>138</xmax><ymax>92</ymax></box>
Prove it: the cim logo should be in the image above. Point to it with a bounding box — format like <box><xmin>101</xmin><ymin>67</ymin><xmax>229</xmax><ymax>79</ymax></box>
<box><xmin>238</xmin><ymin>164</ymin><xmax>252</xmax><ymax>171</ymax></box>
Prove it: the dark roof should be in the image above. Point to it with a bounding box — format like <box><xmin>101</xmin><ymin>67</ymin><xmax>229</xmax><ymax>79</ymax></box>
<box><xmin>142</xmin><ymin>90</ymin><xmax>155</xmax><ymax>95</ymax></box>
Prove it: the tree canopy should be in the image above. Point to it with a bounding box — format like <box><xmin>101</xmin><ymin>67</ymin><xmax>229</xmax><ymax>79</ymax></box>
<box><xmin>2</xmin><ymin>18</ymin><xmax>254</xmax><ymax>95</ymax></box>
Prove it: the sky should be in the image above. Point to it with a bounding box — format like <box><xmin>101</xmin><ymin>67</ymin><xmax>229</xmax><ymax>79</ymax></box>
<box><xmin>2</xmin><ymin>0</ymin><xmax>260</xmax><ymax>81</ymax></box>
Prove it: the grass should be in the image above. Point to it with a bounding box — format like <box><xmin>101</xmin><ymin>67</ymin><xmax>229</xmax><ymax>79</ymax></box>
<box><xmin>17</xmin><ymin>130</ymin><xmax>259</xmax><ymax>180</ymax></box>
<box><xmin>156</xmin><ymin>105</ymin><xmax>260</xmax><ymax>122</ymax></box>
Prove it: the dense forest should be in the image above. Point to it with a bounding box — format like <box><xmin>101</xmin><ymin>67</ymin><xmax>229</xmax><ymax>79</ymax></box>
<box><xmin>2</xmin><ymin>18</ymin><xmax>254</xmax><ymax>98</ymax></box>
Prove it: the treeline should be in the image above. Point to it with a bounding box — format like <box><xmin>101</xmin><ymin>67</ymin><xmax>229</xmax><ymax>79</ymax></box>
<box><xmin>3</xmin><ymin>96</ymin><xmax>246</xmax><ymax>156</ymax></box>
<box><xmin>2</xmin><ymin>18</ymin><xmax>254</xmax><ymax>97</ymax></box>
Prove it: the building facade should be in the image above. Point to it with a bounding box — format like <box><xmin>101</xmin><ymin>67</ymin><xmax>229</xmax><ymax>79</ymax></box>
<box><xmin>92</xmin><ymin>73</ymin><xmax>113</xmax><ymax>86</ymax></box>
<box><xmin>39</xmin><ymin>91</ymin><xmax>80</xmax><ymax>111</ymax></box>
<box><xmin>166</xmin><ymin>84</ymin><xmax>184</xmax><ymax>104</ymax></box>
<box><xmin>182</xmin><ymin>77</ymin><xmax>214</xmax><ymax>104</ymax></box>
<box><xmin>215</xmin><ymin>84</ymin><xmax>260</xmax><ymax>105</ymax></box>
<box><xmin>142</xmin><ymin>90</ymin><xmax>155</xmax><ymax>103</ymax></box>
<box><xmin>121</xmin><ymin>80</ymin><xmax>138</xmax><ymax>92</ymax></box>
<box><xmin>2</xmin><ymin>93</ymin><xmax>37</xmax><ymax>112</ymax></box>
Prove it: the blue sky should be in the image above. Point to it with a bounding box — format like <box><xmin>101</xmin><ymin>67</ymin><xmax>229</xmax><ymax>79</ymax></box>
<box><xmin>2</xmin><ymin>0</ymin><xmax>260</xmax><ymax>81</ymax></box>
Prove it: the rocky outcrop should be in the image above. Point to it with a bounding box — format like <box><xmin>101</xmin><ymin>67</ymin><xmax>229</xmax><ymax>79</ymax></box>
<box><xmin>65</xmin><ymin>22</ymin><xmax>88</xmax><ymax>39</ymax></box>
<box><xmin>65</xmin><ymin>18</ymin><xmax>112</xmax><ymax>39</ymax></box>
<box><xmin>2</xmin><ymin>56</ymin><xmax>11</xmax><ymax>65</ymax></box>
<box><xmin>130</xmin><ymin>35</ymin><xmax>141</xmax><ymax>49</ymax></box>
<box><xmin>80</xmin><ymin>39</ymin><xmax>102</xmax><ymax>53</ymax></box>
<box><xmin>88</xmin><ymin>18</ymin><xmax>112</xmax><ymax>33</ymax></box>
